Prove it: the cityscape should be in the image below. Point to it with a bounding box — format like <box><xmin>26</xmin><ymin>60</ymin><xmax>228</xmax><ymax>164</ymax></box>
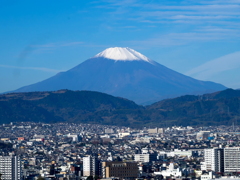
<box><xmin>1</xmin><ymin>122</ymin><xmax>240</xmax><ymax>180</ymax></box>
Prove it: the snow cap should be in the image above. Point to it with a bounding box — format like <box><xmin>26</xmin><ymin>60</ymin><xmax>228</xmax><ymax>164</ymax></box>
<box><xmin>94</xmin><ymin>47</ymin><xmax>151</xmax><ymax>62</ymax></box>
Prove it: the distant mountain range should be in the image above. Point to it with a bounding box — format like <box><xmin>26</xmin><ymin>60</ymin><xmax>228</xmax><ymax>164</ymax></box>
<box><xmin>1</xmin><ymin>89</ymin><xmax>240</xmax><ymax>127</ymax></box>
<box><xmin>11</xmin><ymin>47</ymin><xmax>226</xmax><ymax>104</ymax></box>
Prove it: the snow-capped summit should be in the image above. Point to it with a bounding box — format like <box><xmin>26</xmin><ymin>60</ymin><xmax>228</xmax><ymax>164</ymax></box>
<box><xmin>94</xmin><ymin>47</ymin><xmax>151</xmax><ymax>62</ymax></box>
<box><xmin>12</xmin><ymin>47</ymin><xmax>226</xmax><ymax>104</ymax></box>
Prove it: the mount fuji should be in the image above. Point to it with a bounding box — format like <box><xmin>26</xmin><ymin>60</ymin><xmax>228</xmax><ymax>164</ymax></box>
<box><xmin>13</xmin><ymin>47</ymin><xmax>226</xmax><ymax>104</ymax></box>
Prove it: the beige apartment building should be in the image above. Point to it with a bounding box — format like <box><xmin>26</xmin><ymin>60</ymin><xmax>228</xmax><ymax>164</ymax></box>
<box><xmin>102</xmin><ymin>161</ymin><xmax>138</xmax><ymax>179</ymax></box>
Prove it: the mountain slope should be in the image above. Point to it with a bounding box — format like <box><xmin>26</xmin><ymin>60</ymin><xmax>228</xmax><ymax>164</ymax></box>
<box><xmin>146</xmin><ymin>89</ymin><xmax>240</xmax><ymax>126</ymax></box>
<box><xmin>0</xmin><ymin>90</ymin><xmax>143</xmax><ymax>126</ymax></box>
<box><xmin>1</xmin><ymin>89</ymin><xmax>240</xmax><ymax>127</ymax></box>
<box><xmin>13</xmin><ymin>47</ymin><xmax>226</xmax><ymax>104</ymax></box>
<box><xmin>0</xmin><ymin>98</ymin><xmax>63</xmax><ymax>124</ymax></box>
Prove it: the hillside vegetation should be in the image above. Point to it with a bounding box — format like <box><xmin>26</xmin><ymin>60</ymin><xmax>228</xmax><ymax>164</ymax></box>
<box><xmin>1</xmin><ymin>89</ymin><xmax>240</xmax><ymax>127</ymax></box>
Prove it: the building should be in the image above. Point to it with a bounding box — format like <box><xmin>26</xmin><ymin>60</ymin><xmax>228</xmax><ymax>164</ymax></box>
<box><xmin>203</xmin><ymin>148</ymin><xmax>224</xmax><ymax>172</ymax></box>
<box><xmin>83</xmin><ymin>155</ymin><xmax>100</xmax><ymax>177</ymax></box>
<box><xmin>148</xmin><ymin>128</ymin><xmax>164</xmax><ymax>134</ymax></box>
<box><xmin>173</xmin><ymin>149</ymin><xmax>193</xmax><ymax>157</ymax></box>
<box><xmin>154</xmin><ymin>163</ymin><xmax>182</xmax><ymax>178</ymax></box>
<box><xmin>201</xmin><ymin>171</ymin><xmax>215</xmax><ymax>180</ymax></box>
<box><xmin>67</xmin><ymin>133</ymin><xmax>80</xmax><ymax>142</ymax></box>
<box><xmin>134</xmin><ymin>153</ymin><xmax>157</xmax><ymax>163</ymax></box>
<box><xmin>70</xmin><ymin>164</ymin><xmax>82</xmax><ymax>177</ymax></box>
<box><xmin>134</xmin><ymin>147</ymin><xmax>157</xmax><ymax>163</ymax></box>
<box><xmin>196</xmin><ymin>131</ymin><xmax>210</xmax><ymax>140</ymax></box>
<box><xmin>105</xmin><ymin>128</ymin><xmax>114</xmax><ymax>134</ymax></box>
<box><xmin>17</xmin><ymin>137</ymin><xmax>25</xmax><ymax>141</ymax></box>
<box><xmin>204</xmin><ymin>148</ymin><xmax>216</xmax><ymax>171</ymax></box>
<box><xmin>0</xmin><ymin>156</ymin><xmax>23</xmax><ymax>180</ymax></box>
<box><xmin>224</xmin><ymin>147</ymin><xmax>240</xmax><ymax>173</ymax></box>
<box><xmin>203</xmin><ymin>147</ymin><xmax>240</xmax><ymax>173</ymax></box>
<box><xmin>102</xmin><ymin>161</ymin><xmax>138</xmax><ymax>180</ymax></box>
<box><xmin>118</xmin><ymin>132</ymin><xmax>130</xmax><ymax>138</ymax></box>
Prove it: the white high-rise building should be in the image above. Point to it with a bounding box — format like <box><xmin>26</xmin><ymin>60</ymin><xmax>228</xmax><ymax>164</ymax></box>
<box><xmin>83</xmin><ymin>155</ymin><xmax>100</xmax><ymax>177</ymax></box>
<box><xmin>203</xmin><ymin>147</ymin><xmax>240</xmax><ymax>173</ymax></box>
<box><xmin>204</xmin><ymin>149</ymin><xmax>216</xmax><ymax>171</ymax></box>
<box><xmin>203</xmin><ymin>148</ymin><xmax>224</xmax><ymax>172</ymax></box>
<box><xmin>224</xmin><ymin>147</ymin><xmax>240</xmax><ymax>173</ymax></box>
<box><xmin>0</xmin><ymin>156</ymin><xmax>23</xmax><ymax>180</ymax></box>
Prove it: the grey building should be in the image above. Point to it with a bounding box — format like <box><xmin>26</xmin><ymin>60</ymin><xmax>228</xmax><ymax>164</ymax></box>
<box><xmin>224</xmin><ymin>147</ymin><xmax>240</xmax><ymax>173</ymax></box>
<box><xmin>0</xmin><ymin>156</ymin><xmax>23</xmax><ymax>180</ymax></box>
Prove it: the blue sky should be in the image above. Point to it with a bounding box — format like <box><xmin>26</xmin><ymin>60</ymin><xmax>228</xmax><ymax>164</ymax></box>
<box><xmin>0</xmin><ymin>0</ymin><xmax>240</xmax><ymax>93</ymax></box>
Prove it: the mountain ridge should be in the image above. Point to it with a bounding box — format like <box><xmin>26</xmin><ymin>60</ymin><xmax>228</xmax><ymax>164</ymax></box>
<box><xmin>1</xmin><ymin>88</ymin><xmax>240</xmax><ymax>127</ymax></box>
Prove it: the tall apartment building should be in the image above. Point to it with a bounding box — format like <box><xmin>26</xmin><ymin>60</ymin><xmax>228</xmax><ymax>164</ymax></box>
<box><xmin>204</xmin><ymin>148</ymin><xmax>224</xmax><ymax>172</ymax></box>
<box><xmin>203</xmin><ymin>147</ymin><xmax>240</xmax><ymax>173</ymax></box>
<box><xmin>102</xmin><ymin>161</ymin><xmax>138</xmax><ymax>179</ymax></box>
<box><xmin>83</xmin><ymin>155</ymin><xmax>100</xmax><ymax>177</ymax></box>
<box><xmin>224</xmin><ymin>147</ymin><xmax>240</xmax><ymax>173</ymax></box>
<box><xmin>0</xmin><ymin>156</ymin><xmax>23</xmax><ymax>180</ymax></box>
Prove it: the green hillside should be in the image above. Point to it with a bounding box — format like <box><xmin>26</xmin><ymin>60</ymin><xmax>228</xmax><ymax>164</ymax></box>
<box><xmin>1</xmin><ymin>89</ymin><xmax>240</xmax><ymax>127</ymax></box>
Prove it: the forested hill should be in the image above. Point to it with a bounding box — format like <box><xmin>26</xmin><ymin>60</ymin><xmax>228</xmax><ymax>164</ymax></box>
<box><xmin>0</xmin><ymin>90</ymin><xmax>143</xmax><ymax>126</ymax></box>
<box><xmin>1</xmin><ymin>89</ymin><xmax>240</xmax><ymax>127</ymax></box>
<box><xmin>147</xmin><ymin>88</ymin><xmax>240</xmax><ymax>126</ymax></box>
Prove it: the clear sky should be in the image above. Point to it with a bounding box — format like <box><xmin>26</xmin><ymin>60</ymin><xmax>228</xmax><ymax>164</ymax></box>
<box><xmin>1</xmin><ymin>0</ymin><xmax>240</xmax><ymax>93</ymax></box>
